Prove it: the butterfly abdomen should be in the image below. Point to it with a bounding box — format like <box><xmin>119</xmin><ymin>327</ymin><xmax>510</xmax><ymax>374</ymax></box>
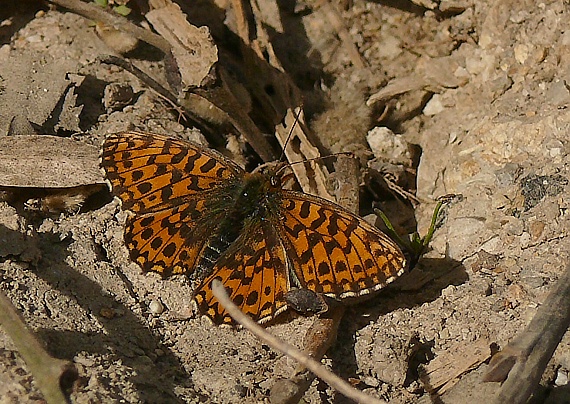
<box><xmin>195</xmin><ymin>232</ymin><xmax>236</xmax><ymax>280</ymax></box>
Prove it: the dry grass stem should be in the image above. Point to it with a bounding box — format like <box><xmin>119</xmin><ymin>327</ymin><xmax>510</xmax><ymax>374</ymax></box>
<box><xmin>211</xmin><ymin>279</ymin><xmax>386</xmax><ymax>404</ymax></box>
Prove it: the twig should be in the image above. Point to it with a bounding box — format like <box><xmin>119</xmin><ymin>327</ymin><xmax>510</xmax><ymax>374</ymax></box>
<box><xmin>270</xmin><ymin>305</ymin><xmax>345</xmax><ymax>404</ymax></box>
<box><xmin>211</xmin><ymin>279</ymin><xmax>386</xmax><ymax>404</ymax></box>
<box><xmin>483</xmin><ymin>262</ymin><xmax>570</xmax><ymax>404</ymax></box>
<box><xmin>0</xmin><ymin>290</ymin><xmax>78</xmax><ymax>403</ymax></box>
<box><xmin>46</xmin><ymin>0</ymin><xmax>171</xmax><ymax>54</ymax></box>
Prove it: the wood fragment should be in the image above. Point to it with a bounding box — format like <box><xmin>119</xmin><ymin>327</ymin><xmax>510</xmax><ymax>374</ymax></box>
<box><xmin>146</xmin><ymin>0</ymin><xmax>218</xmax><ymax>89</ymax></box>
<box><xmin>0</xmin><ymin>290</ymin><xmax>78</xmax><ymax>403</ymax></box>
<box><xmin>420</xmin><ymin>338</ymin><xmax>491</xmax><ymax>395</ymax></box>
<box><xmin>212</xmin><ymin>280</ymin><xmax>384</xmax><ymax>404</ymax></box>
<box><xmin>189</xmin><ymin>69</ymin><xmax>277</xmax><ymax>161</ymax></box>
<box><xmin>274</xmin><ymin>108</ymin><xmax>335</xmax><ymax>200</ymax></box>
<box><xmin>0</xmin><ymin>135</ymin><xmax>103</xmax><ymax>188</ymax></box>
<box><xmin>484</xmin><ymin>262</ymin><xmax>570</xmax><ymax>404</ymax></box>
<box><xmin>270</xmin><ymin>306</ymin><xmax>346</xmax><ymax>404</ymax></box>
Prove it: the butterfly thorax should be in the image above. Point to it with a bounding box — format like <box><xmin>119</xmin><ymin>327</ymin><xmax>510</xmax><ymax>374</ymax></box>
<box><xmin>194</xmin><ymin>171</ymin><xmax>282</xmax><ymax>280</ymax></box>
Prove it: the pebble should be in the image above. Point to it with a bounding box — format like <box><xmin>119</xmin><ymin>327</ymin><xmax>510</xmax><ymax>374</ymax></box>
<box><xmin>149</xmin><ymin>299</ymin><xmax>165</xmax><ymax>315</ymax></box>
<box><xmin>423</xmin><ymin>94</ymin><xmax>445</xmax><ymax>116</ymax></box>
<box><xmin>555</xmin><ymin>370</ymin><xmax>568</xmax><ymax>386</ymax></box>
<box><xmin>362</xmin><ymin>375</ymin><xmax>380</xmax><ymax>387</ymax></box>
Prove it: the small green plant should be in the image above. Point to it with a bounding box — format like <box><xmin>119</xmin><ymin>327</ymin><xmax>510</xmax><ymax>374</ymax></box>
<box><xmin>375</xmin><ymin>194</ymin><xmax>460</xmax><ymax>264</ymax></box>
<box><xmin>93</xmin><ymin>0</ymin><xmax>132</xmax><ymax>16</ymax></box>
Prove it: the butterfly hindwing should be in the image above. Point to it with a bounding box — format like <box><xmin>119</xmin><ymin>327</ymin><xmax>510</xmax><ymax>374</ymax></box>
<box><xmin>194</xmin><ymin>221</ymin><xmax>290</xmax><ymax>324</ymax></box>
<box><xmin>276</xmin><ymin>192</ymin><xmax>407</xmax><ymax>298</ymax></box>
<box><xmin>124</xmin><ymin>200</ymin><xmax>222</xmax><ymax>277</ymax></box>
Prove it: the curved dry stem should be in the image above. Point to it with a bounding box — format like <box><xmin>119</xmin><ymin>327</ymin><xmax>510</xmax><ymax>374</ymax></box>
<box><xmin>46</xmin><ymin>0</ymin><xmax>171</xmax><ymax>53</ymax></box>
<box><xmin>0</xmin><ymin>290</ymin><xmax>77</xmax><ymax>403</ymax></box>
<box><xmin>485</xmin><ymin>262</ymin><xmax>570</xmax><ymax>404</ymax></box>
<box><xmin>212</xmin><ymin>279</ymin><xmax>386</xmax><ymax>404</ymax></box>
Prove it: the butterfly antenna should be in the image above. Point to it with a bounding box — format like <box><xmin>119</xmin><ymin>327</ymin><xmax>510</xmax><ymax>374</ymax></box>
<box><xmin>288</xmin><ymin>152</ymin><xmax>354</xmax><ymax>167</ymax></box>
<box><xmin>278</xmin><ymin>108</ymin><xmax>303</xmax><ymax>163</ymax></box>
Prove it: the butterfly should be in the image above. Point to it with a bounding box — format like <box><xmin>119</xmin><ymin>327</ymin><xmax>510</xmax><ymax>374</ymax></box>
<box><xmin>100</xmin><ymin>132</ymin><xmax>407</xmax><ymax>325</ymax></box>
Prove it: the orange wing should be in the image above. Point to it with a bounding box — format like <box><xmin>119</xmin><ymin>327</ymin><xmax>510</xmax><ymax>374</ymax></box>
<box><xmin>276</xmin><ymin>192</ymin><xmax>407</xmax><ymax>299</ymax></box>
<box><xmin>194</xmin><ymin>221</ymin><xmax>290</xmax><ymax>325</ymax></box>
<box><xmin>101</xmin><ymin>132</ymin><xmax>243</xmax><ymax>214</ymax></box>
<box><xmin>101</xmin><ymin>132</ymin><xmax>243</xmax><ymax>277</ymax></box>
<box><xmin>124</xmin><ymin>200</ymin><xmax>225</xmax><ymax>276</ymax></box>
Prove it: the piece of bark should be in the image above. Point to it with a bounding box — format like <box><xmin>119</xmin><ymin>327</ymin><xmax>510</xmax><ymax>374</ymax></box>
<box><xmin>274</xmin><ymin>108</ymin><xmax>335</xmax><ymax>200</ymax></box>
<box><xmin>146</xmin><ymin>0</ymin><xmax>218</xmax><ymax>89</ymax></box>
<box><xmin>483</xmin><ymin>262</ymin><xmax>570</xmax><ymax>404</ymax></box>
<box><xmin>420</xmin><ymin>338</ymin><xmax>492</xmax><ymax>395</ymax></box>
<box><xmin>0</xmin><ymin>135</ymin><xmax>105</xmax><ymax>214</ymax></box>
<box><xmin>0</xmin><ymin>135</ymin><xmax>103</xmax><ymax>188</ymax></box>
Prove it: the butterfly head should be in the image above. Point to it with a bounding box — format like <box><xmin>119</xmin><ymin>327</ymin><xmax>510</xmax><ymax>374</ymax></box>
<box><xmin>251</xmin><ymin>161</ymin><xmax>292</xmax><ymax>190</ymax></box>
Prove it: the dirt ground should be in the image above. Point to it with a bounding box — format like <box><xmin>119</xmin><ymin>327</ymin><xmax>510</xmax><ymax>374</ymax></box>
<box><xmin>0</xmin><ymin>0</ymin><xmax>569</xmax><ymax>403</ymax></box>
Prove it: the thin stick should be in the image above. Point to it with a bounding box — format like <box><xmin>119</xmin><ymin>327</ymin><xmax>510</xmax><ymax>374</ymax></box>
<box><xmin>211</xmin><ymin>279</ymin><xmax>386</xmax><ymax>404</ymax></box>
<box><xmin>0</xmin><ymin>290</ymin><xmax>78</xmax><ymax>403</ymax></box>
<box><xmin>484</xmin><ymin>262</ymin><xmax>570</xmax><ymax>404</ymax></box>
<box><xmin>46</xmin><ymin>0</ymin><xmax>171</xmax><ymax>54</ymax></box>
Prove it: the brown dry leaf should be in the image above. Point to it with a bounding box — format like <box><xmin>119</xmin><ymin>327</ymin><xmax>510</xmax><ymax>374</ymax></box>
<box><xmin>146</xmin><ymin>0</ymin><xmax>218</xmax><ymax>90</ymax></box>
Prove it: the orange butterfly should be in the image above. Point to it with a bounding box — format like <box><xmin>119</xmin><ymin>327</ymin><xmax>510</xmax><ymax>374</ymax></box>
<box><xmin>101</xmin><ymin>132</ymin><xmax>407</xmax><ymax>325</ymax></box>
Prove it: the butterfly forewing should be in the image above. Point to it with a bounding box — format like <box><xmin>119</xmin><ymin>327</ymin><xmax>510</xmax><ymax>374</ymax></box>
<box><xmin>101</xmin><ymin>132</ymin><xmax>243</xmax><ymax>278</ymax></box>
<box><xmin>277</xmin><ymin>192</ymin><xmax>406</xmax><ymax>298</ymax></box>
<box><xmin>101</xmin><ymin>132</ymin><xmax>243</xmax><ymax>213</ymax></box>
